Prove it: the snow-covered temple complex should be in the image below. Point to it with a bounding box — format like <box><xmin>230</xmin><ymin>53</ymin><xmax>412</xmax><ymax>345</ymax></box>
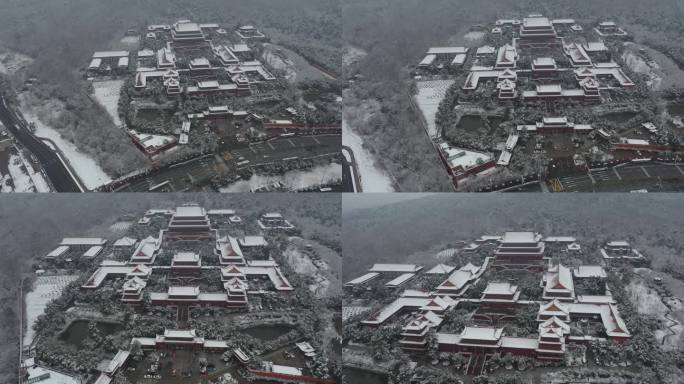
<box><xmin>73</xmin><ymin>206</ymin><xmax>295</xmax><ymax>311</ymax></box>
<box><xmin>350</xmin><ymin>231</ymin><xmax>632</xmax><ymax>367</ymax></box>
<box><xmin>419</xmin><ymin>14</ymin><xmax>634</xmax><ymax>105</ymax></box>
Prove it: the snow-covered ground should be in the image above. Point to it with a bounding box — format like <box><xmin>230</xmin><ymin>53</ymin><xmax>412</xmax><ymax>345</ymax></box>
<box><xmin>120</xmin><ymin>36</ymin><xmax>140</xmax><ymax>47</ymax></box>
<box><xmin>283</xmin><ymin>245</ymin><xmax>330</xmax><ymax>297</ymax></box>
<box><xmin>92</xmin><ymin>80</ymin><xmax>125</xmax><ymax>126</ymax></box>
<box><xmin>7</xmin><ymin>153</ymin><xmax>33</xmax><ymax>191</ymax></box>
<box><xmin>414</xmin><ymin>80</ymin><xmax>455</xmax><ymax>138</ymax></box>
<box><xmin>622</xmin><ymin>50</ymin><xmax>662</xmax><ymax>90</ymax></box>
<box><xmin>23</xmin><ymin>274</ymin><xmax>79</xmax><ymax>348</ymax></box>
<box><xmin>20</xmin><ymin>105</ymin><xmax>112</xmax><ymax>190</ymax></box>
<box><xmin>342</xmin><ymin>120</ymin><xmax>395</xmax><ymax>192</ymax></box>
<box><xmin>342</xmin><ymin>306</ymin><xmax>371</xmax><ymax>322</ymax></box>
<box><xmin>0</xmin><ymin>51</ymin><xmax>33</xmax><ymax>75</ymax></box>
<box><xmin>220</xmin><ymin>162</ymin><xmax>341</xmax><ymax>192</ymax></box>
<box><xmin>261</xmin><ymin>43</ymin><xmax>332</xmax><ymax>82</ymax></box>
<box><xmin>262</xmin><ymin>46</ymin><xmax>297</xmax><ymax>82</ymax></box>
<box><xmin>109</xmin><ymin>221</ymin><xmax>132</xmax><ymax>233</ymax></box>
<box><xmin>627</xmin><ymin>279</ymin><xmax>683</xmax><ymax>350</ymax></box>
<box><xmin>284</xmin><ymin>237</ymin><xmax>340</xmax><ymax>298</ymax></box>
<box><xmin>463</xmin><ymin>31</ymin><xmax>485</xmax><ymax>42</ymax></box>
<box><xmin>1</xmin><ymin>151</ymin><xmax>51</xmax><ymax>192</ymax></box>
<box><xmin>343</xmin><ymin>46</ymin><xmax>368</xmax><ymax>67</ymax></box>
<box><xmin>436</xmin><ymin>248</ymin><xmax>458</xmax><ymax>259</ymax></box>
<box><xmin>622</xmin><ymin>43</ymin><xmax>684</xmax><ymax>90</ymax></box>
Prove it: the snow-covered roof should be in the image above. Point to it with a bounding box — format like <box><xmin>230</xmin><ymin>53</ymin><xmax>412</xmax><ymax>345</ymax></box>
<box><xmin>539</xmin><ymin>299</ymin><xmax>569</xmax><ymax>315</ymax></box>
<box><xmin>113</xmin><ymin>237</ymin><xmax>137</xmax><ymax>247</ymax></box>
<box><xmin>577</xmin><ymin>295</ymin><xmax>615</xmax><ymax>304</ymax></box>
<box><xmin>262</xmin><ymin>212</ymin><xmax>283</xmax><ymax>219</ymax></box>
<box><xmin>533</xmin><ymin>57</ymin><xmax>556</xmax><ymax>67</ymax></box>
<box><xmin>421</xmin><ymin>296</ymin><xmax>456</xmax><ymax>311</ymax></box>
<box><xmin>476</xmin><ymin>46</ymin><xmax>496</xmax><ymax>55</ymax></box>
<box><xmin>438</xmin><ymin>142</ymin><xmax>492</xmax><ymax>171</ymax></box>
<box><xmin>82</xmin><ymin>246</ymin><xmax>103</xmax><ymax>258</ymax></box>
<box><xmin>104</xmin><ymin>350</ymin><xmax>130</xmax><ymax>374</ymax></box>
<box><xmin>204</xmin><ymin>339</ymin><xmax>228</xmax><ymax>349</ymax></box>
<box><xmin>82</xmin><ymin>264</ymin><xmax>142</xmax><ymax>289</ymax></box>
<box><xmin>537</xmin><ymin>84</ymin><xmax>562</xmax><ymax>93</ymax></box>
<box><xmin>426</xmin><ymin>264</ymin><xmax>456</xmax><ymax>274</ymax></box>
<box><xmin>129</xmin><ymin>235</ymin><xmax>159</xmax><ymax>263</ymax></box>
<box><xmin>27</xmin><ymin>365</ymin><xmax>80</xmax><ymax>384</ymax></box>
<box><xmin>230</xmin><ymin>263</ymin><xmax>293</xmax><ymax>291</ymax></box>
<box><xmin>93</xmin><ymin>51</ymin><xmax>129</xmax><ymax>59</ymax></box>
<box><xmin>437</xmin><ymin>270</ymin><xmax>473</xmax><ymax>292</ymax></box>
<box><xmin>544</xmin><ymin>264</ymin><xmax>574</xmax><ymax>295</ymax></box>
<box><xmin>138</xmin><ymin>49</ymin><xmax>154</xmax><ymax>58</ymax></box>
<box><xmin>401</xmin><ymin>289</ymin><xmax>432</xmax><ymax>298</ymax></box>
<box><xmin>271</xmin><ymin>364</ymin><xmax>303</xmax><ymax>376</ymax></box>
<box><xmin>345</xmin><ymin>272</ymin><xmax>380</xmax><ymax>286</ymax></box>
<box><xmin>567</xmin><ymin>303</ymin><xmax>630</xmax><ymax>337</ymax></box>
<box><xmin>168</xmin><ymin>286</ymin><xmax>200</xmax><ymax>297</ymax></box>
<box><xmin>175</xmin><ymin>22</ymin><xmax>201</xmax><ymax>33</ymax></box>
<box><xmin>502</xmin><ymin>231</ymin><xmax>536</xmax><ymax>244</ymax></box>
<box><xmin>419</xmin><ymin>54</ymin><xmax>436</xmax><ymax>66</ymax></box>
<box><xmin>500</xmin><ymin>336</ymin><xmax>538</xmax><ymax>350</ymax></box>
<box><xmin>61</xmin><ymin>237</ymin><xmax>107</xmax><ymax>246</ymax></box>
<box><xmin>175</xmin><ymin>206</ymin><xmax>205</xmax><ymax>217</ymax></box>
<box><xmin>451</xmin><ymin>54</ymin><xmax>467</xmax><ymax>65</ymax></box>
<box><xmin>427</xmin><ymin>47</ymin><xmax>468</xmax><ymax>55</ymax></box>
<box><xmin>369</xmin><ymin>264</ymin><xmax>422</xmax><ymax>273</ymax></box>
<box><xmin>122</xmin><ymin>276</ymin><xmax>146</xmax><ymax>292</ymax></box>
<box><xmin>460</xmin><ymin>326</ymin><xmax>503</xmax><ymax>341</ymax></box>
<box><xmin>497</xmin><ymin>150</ymin><xmax>512</xmax><ymax>166</ymax></box>
<box><xmin>89</xmin><ymin>58</ymin><xmax>102</xmax><ymax>69</ymax></box>
<box><xmin>483</xmin><ymin>282</ymin><xmax>518</xmax><ymax>296</ymax></box>
<box><xmin>190</xmin><ymin>57</ymin><xmax>211</xmax><ymax>67</ymax></box>
<box><xmin>584</xmin><ymin>42</ymin><xmax>607</xmax><ymax>52</ymax></box>
<box><xmin>459</xmin><ymin>262</ymin><xmax>480</xmax><ymax>274</ymax></box>
<box><xmin>46</xmin><ymin>245</ymin><xmax>69</xmax><ymax>258</ymax></box>
<box><xmin>523</xmin><ymin>16</ymin><xmax>552</xmax><ymax>28</ymax></box>
<box><xmin>164</xmin><ymin>329</ymin><xmax>197</xmax><ymax>338</ymax></box>
<box><xmin>573</xmin><ymin>265</ymin><xmax>607</xmax><ymax>279</ymax></box>
<box><xmin>385</xmin><ymin>273</ymin><xmax>416</xmax><ymax>287</ymax></box>
<box><xmin>239</xmin><ymin>236</ymin><xmax>268</xmax><ymax>247</ymax></box>
<box><xmin>173</xmin><ymin>252</ymin><xmax>200</xmax><ymax>263</ymax></box>
<box><xmin>361</xmin><ymin>297</ymin><xmax>431</xmax><ymax>325</ymax></box>
<box><xmin>208</xmin><ymin>209</ymin><xmax>236</xmax><ymax>215</ymax></box>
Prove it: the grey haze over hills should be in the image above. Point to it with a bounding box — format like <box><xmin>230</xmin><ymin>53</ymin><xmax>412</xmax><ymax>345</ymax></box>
<box><xmin>342</xmin><ymin>193</ymin><xmax>432</xmax><ymax>213</ymax></box>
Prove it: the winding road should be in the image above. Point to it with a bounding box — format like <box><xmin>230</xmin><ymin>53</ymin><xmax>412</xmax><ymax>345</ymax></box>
<box><xmin>0</xmin><ymin>98</ymin><xmax>81</xmax><ymax>192</ymax></box>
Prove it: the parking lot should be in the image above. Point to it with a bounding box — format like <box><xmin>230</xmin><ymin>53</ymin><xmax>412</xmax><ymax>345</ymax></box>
<box><xmin>115</xmin><ymin>134</ymin><xmax>340</xmax><ymax>192</ymax></box>
<box><xmin>556</xmin><ymin>163</ymin><xmax>684</xmax><ymax>192</ymax></box>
